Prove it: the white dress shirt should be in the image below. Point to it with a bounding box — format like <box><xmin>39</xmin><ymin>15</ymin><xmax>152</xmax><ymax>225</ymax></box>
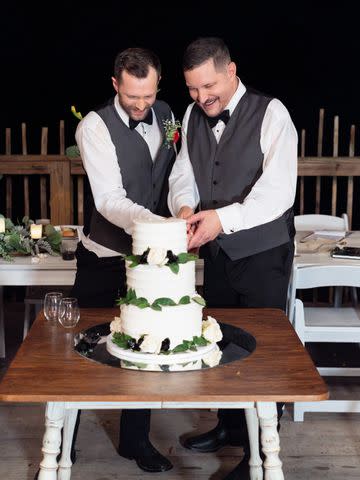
<box><xmin>76</xmin><ymin>95</ymin><xmax>164</xmax><ymax>257</ymax></box>
<box><xmin>168</xmin><ymin>79</ymin><xmax>298</xmax><ymax>234</ymax></box>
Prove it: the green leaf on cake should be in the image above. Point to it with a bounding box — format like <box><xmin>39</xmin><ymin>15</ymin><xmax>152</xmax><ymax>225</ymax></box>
<box><xmin>151</xmin><ymin>303</ymin><xmax>162</xmax><ymax>311</ymax></box>
<box><xmin>177</xmin><ymin>252</ymin><xmax>198</xmax><ymax>263</ymax></box>
<box><xmin>155</xmin><ymin>297</ymin><xmax>177</xmax><ymax>306</ymax></box>
<box><xmin>127</xmin><ymin>288</ymin><xmax>137</xmax><ymax>301</ymax></box>
<box><xmin>132</xmin><ymin>297</ymin><xmax>150</xmax><ymax>308</ymax></box>
<box><xmin>192</xmin><ymin>295</ymin><xmax>206</xmax><ymax>306</ymax></box>
<box><xmin>178</xmin><ymin>295</ymin><xmax>191</xmax><ymax>305</ymax></box>
<box><xmin>168</xmin><ymin>263</ymin><xmax>179</xmax><ymax>274</ymax></box>
<box><xmin>112</xmin><ymin>332</ymin><xmax>133</xmax><ymax>349</ymax></box>
<box><xmin>193</xmin><ymin>336</ymin><xmax>209</xmax><ymax>346</ymax></box>
<box><xmin>126</xmin><ymin>255</ymin><xmax>140</xmax><ymax>268</ymax></box>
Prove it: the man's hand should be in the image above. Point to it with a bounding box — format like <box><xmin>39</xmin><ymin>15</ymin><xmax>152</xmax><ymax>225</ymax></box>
<box><xmin>177</xmin><ymin>206</ymin><xmax>194</xmax><ymax>220</ymax></box>
<box><xmin>187</xmin><ymin>210</ymin><xmax>222</xmax><ymax>250</ymax></box>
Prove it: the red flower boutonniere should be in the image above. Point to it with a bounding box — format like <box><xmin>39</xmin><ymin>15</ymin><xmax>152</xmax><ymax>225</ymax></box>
<box><xmin>163</xmin><ymin>119</ymin><xmax>181</xmax><ymax>149</ymax></box>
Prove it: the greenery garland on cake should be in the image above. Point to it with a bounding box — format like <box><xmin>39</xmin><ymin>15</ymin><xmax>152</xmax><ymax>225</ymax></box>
<box><xmin>116</xmin><ymin>288</ymin><xmax>206</xmax><ymax>311</ymax></box>
<box><xmin>125</xmin><ymin>247</ymin><xmax>198</xmax><ymax>274</ymax></box>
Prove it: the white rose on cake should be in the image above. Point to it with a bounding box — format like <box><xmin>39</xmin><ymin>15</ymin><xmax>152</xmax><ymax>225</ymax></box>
<box><xmin>147</xmin><ymin>248</ymin><xmax>168</xmax><ymax>266</ymax></box>
<box><xmin>202</xmin><ymin>345</ymin><xmax>222</xmax><ymax>367</ymax></box>
<box><xmin>110</xmin><ymin>316</ymin><xmax>122</xmax><ymax>333</ymax></box>
<box><xmin>139</xmin><ymin>335</ymin><xmax>163</xmax><ymax>354</ymax></box>
<box><xmin>202</xmin><ymin>316</ymin><xmax>223</xmax><ymax>343</ymax></box>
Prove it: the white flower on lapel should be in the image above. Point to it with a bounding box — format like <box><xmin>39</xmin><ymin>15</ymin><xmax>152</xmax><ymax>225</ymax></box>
<box><xmin>110</xmin><ymin>316</ymin><xmax>122</xmax><ymax>333</ymax></box>
<box><xmin>139</xmin><ymin>335</ymin><xmax>162</xmax><ymax>354</ymax></box>
<box><xmin>202</xmin><ymin>316</ymin><xmax>223</xmax><ymax>343</ymax></box>
<box><xmin>147</xmin><ymin>248</ymin><xmax>168</xmax><ymax>266</ymax></box>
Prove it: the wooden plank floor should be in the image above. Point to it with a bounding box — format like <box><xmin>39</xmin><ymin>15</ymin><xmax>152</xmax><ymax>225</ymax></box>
<box><xmin>1</xmin><ymin>405</ymin><xmax>360</xmax><ymax>479</ymax></box>
<box><xmin>1</xmin><ymin>294</ymin><xmax>360</xmax><ymax>479</ymax></box>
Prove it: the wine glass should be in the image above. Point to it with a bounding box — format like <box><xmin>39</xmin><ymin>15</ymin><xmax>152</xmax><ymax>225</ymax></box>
<box><xmin>44</xmin><ymin>292</ymin><xmax>63</xmax><ymax>322</ymax></box>
<box><xmin>58</xmin><ymin>297</ymin><xmax>80</xmax><ymax>328</ymax></box>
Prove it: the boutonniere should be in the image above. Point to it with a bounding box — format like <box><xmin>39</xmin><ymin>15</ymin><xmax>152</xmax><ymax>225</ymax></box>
<box><xmin>162</xmin><ymin>119</ymin><xmax>181</xmax><ymax>149</ymax></box>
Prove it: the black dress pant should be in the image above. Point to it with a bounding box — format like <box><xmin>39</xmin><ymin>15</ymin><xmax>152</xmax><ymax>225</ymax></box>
<box><xmin>71</xmin><ymin>242</ymin><xmax>150</xmax><ymax>453</ymax></box>
<box><xmin>203</xmin><ymin>240</ymin><xmax>294</xmax><ymax>449</ymax></box>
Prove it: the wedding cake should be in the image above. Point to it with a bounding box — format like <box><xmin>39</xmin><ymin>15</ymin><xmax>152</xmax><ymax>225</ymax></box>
<box><xmin>106</xmin><ymin>218</ymin><xmax>223</xmax><ymax>368</ymax></box>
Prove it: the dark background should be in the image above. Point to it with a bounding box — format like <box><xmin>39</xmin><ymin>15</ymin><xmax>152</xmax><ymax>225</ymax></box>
<box><xmin>1</xmin><ymin>2</ymin><xmax>359</xmax><ymax>154</ymax></box>
<box><xmin>1</xmin><ymin>3</ymin><xmax>360</xmax><ymax>225</ymax></box>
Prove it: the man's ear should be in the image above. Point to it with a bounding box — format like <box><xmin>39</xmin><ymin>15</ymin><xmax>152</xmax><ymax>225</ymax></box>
<box><xmin>111</xmin><ymin>76</ymin><xmax>119</xmax><ymax>93</ymax></box>
<box><xmin>227</xmin><ymin>61</ymin><xmax>237</xmax><ymax>79</ymax></box>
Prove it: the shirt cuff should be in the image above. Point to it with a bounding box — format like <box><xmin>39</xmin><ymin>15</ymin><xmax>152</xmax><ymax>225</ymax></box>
<box><xmin>216</xmin><ymin>203</ymin><xmax>243</xmax><ymax>234</ymax></box>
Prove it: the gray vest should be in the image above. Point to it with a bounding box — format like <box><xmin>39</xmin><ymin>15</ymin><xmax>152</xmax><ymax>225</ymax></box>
<box><xmin>88</xmin><ymin>99</ymin><xmax>175</xmax><ymax>254</ymax></box>
<box><xmin>187</xmin><ymin>90</ymin><xmax>294</xmax><ymax>260</ymax></box>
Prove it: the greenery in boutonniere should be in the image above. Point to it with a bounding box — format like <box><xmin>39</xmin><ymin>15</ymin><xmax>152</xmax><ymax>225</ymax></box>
<box><xmin>116</xmin><ymin>288</ymin><xmax>205</xmax><ymax>311</ymax></box>
<box><xmin>0</xmin><ymin>216</ymin><xmax>62</xmax><ymax>261</ymax></box>
<box><xmin>65</xmin><ymin>105</ymin><xmax>83</xmax><ymax>158</ymax></box>
<box><xmin>126</xmin><ymin>247</ymin><xmax>198</xmax><ymax>274</ymax></box>
<box><xmin>162</xmin><ymin>119</ymin><xmax>181</xmax><ymax>149</ymax></box>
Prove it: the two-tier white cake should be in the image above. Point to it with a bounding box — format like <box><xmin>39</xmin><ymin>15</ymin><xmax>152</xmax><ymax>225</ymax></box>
<box><xmin>106</xmin><ymin>218</ymin><xmax>223</xmax><ymax>366</ymax></box>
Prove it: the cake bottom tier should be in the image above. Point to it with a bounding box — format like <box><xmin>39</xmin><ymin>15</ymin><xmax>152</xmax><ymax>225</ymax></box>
<box><xmin>120</xmin><ymin>302</ymin><xmax>203</xmax><ymax>350</ymax></box>
<box><xmin>106</xmin><ymin>333</ymin><xmax>217</xmax><ymax>365</ymax></box>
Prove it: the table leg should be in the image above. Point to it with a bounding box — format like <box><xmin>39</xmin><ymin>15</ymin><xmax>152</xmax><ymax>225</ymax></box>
<box><xmin>245</xmin><ymin>407</ymin><xmax>263</xmax><ymax>480</ymax></box>
<box><xmin>0</xmin><ymin>286</ymin><xmax>5</xmax><ymax>359</ymax></box>
<box><xmin>38</xmin><ymin>402</ymin><xmax>65</xmax><ymax>480</ymax></box>
<box><xmin>58</xmin><ymin>408</ymin><xmax>78</xmax><ymax>480</ymax></box>
<box><xmin>256</xmin><ymin>402</ymin><xmax>284</xmax><ymax>480</ymax></box>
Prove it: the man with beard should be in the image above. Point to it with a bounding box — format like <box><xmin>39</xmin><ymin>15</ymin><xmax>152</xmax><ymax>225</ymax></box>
<box><xmin>168</xmin><ymin>37</ymin><xmax>297</xmax><ymax>479</ymax></box>
<box><xmin>71</xmin><ymin>47</ymin><xmax>174</xmax><ymax>473</ymax></box>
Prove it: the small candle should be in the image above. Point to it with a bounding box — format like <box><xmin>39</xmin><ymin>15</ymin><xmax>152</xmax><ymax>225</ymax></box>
<box><xmin>0</xmin><ymin>217</ymin><xmax>5</xmax><ymax>233</ymax></box>
<box><xmin>30</xmin><ymin>224</ymin><xmax>42</xmax><ymax>239</ymax></box>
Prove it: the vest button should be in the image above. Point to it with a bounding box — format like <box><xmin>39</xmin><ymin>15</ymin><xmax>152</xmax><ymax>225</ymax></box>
<box><xmin>215</xmin><ymin>161</ymin><xmax>220</xmax><ymax>166</ymax></box>
<box><xmin>153</xmin><ymin>183</ymin><xmax>156</xmax><ymax>188</ymax></box>
<box><xmin>213</xmin><ymin>180</ymin><xmax>218</xmax><ymax>185</ymax></box>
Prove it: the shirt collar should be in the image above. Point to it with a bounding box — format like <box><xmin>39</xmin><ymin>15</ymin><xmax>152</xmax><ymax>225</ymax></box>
<box><xmin>225</xmin><ymin>77</ymin><xmax>246</xmax><ymax>116</ymax></box>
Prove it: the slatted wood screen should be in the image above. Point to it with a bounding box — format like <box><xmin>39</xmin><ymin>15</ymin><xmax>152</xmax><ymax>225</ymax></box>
<box><xmin>0</xmin><ymin>109</ymin><xmax>359</xmax><ymax>227</ymax></box>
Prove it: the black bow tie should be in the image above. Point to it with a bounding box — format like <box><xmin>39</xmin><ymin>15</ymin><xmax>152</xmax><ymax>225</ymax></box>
<box><xmin>206</xmin><ymin>109</ymin><xmax>230</xmax><ymax>129</ymax></box>
<box><xmin>129</xmin><ymin>109</ymin><xmax>153</xmax><ymax>130</ymax></box>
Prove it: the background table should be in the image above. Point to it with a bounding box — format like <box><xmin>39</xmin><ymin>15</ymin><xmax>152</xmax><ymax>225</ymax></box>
<box><xmin>0</xmin><ymin>307</ymin><xmax>328</xmax><ymax>479</ymax></box>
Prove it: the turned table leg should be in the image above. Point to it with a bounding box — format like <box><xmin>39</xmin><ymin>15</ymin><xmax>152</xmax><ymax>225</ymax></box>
<box><xmin>257</xmin><ymin>402</ymin><xmax>284</xmax><ymax>480</ymax></box>
<box><xmin>38</xmin><ymin>402</ymin><xmax>65</xmax><ymax>480</ymax></box>
<box><xmin>245</xmin><ymin>407</ymin><xmax>263</xmax><ymax>480</ymax></box>
<box><xmin>58</xmin><ymin>408</ymin><xmax>78</xmax><ymax>480</ymax></box>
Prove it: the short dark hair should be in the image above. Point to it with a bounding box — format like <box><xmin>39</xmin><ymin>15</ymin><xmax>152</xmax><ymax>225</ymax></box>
<box><xmin>183</xmin><ymin>37</ymin><xmax>231</xmax><ymax>72</ymax></box>
<box><xmin>114</xmin><ymin>47</ymin><xmax>161</xmax><ymax>83</ymax></box>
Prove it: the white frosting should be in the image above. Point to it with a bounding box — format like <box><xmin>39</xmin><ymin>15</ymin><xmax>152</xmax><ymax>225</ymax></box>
<box><xmin>120</xmin><ymin>302</ymin><xmax>203</xmax><ymax>349</ymax></box>
<box><xmin>132</xmin><ymin>218</ymin><xmax>187</xmax><ymax>255</ymax></box>
<box><xmin>126</xmin><ymin>261</ymin><xmax>196</xmax><ymax>303</ymax></box>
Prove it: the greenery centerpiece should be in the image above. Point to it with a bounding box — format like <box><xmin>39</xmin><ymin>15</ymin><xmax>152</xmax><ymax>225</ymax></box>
<box><xmin>0</xmin><ymin>215</ymin><xmax>62</xmax><ymax>261</ymax></box>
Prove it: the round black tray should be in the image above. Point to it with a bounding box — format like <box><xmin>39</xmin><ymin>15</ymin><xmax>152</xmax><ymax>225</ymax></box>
<box><xmin>74</xmin><ymin>322</ymin><xmax>256</xmax><ymax>372</ymax></box>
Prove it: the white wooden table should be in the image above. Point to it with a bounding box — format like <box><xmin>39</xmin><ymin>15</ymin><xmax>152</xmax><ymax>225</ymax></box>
<box><xmin>0</xmin><ymin>256</ymin><xmax>77</xmax><ymax>359</ymax></box>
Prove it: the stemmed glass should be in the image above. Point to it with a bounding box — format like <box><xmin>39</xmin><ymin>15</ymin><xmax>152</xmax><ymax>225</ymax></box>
<box><xmin>44</xmin><ymin>292</ymin><xmax>63</xmax><ymax>322</ymax></box>
<box><xmin>58</xmin><ymin>297</ymin><xmax>80</xmax><ymax>328</ymax></box>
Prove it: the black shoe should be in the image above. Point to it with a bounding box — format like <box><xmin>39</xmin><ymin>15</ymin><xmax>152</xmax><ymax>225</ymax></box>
<box><xmin>223</xmin><ymin>456</ymin><xmax>251</xmax><ymax>480</ymax></box>
<box><xmin>118</xmin><ymin>440</ymin><xmax>173</xmax><ymax>473</ymax></box>
<box><xmin>182</xmin><ymin>421</ymin><xmax>244</xmax><ymax>453</ymax></box>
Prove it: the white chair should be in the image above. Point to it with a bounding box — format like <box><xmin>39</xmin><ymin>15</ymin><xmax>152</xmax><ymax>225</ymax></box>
<box><xmin>290</xmin><ymin>264</ymin><xmax>360</xmax><ymax>421</ymax></box>
<box><xmin>294</xmin><ymin>213</ymin><xmax>357</xmax><ymax>307</ymax></box>
<box><xmin>295</xmin><ymin>213</ymin><xmax>349</xmax><ymax>232</ymax></box>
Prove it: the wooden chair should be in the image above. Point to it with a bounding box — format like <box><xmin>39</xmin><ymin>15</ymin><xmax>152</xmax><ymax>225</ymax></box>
<box><xmin>290</xmin><ymin>264</ymin><xmax>360</xmax><ymax>421</ymax></box>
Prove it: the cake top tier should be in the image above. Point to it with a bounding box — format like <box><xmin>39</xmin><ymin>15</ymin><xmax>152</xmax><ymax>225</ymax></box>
<box><xmin>132</xmin><ymin>218</ymin><xmax>187</xmax><ymax>255</ymax></box>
